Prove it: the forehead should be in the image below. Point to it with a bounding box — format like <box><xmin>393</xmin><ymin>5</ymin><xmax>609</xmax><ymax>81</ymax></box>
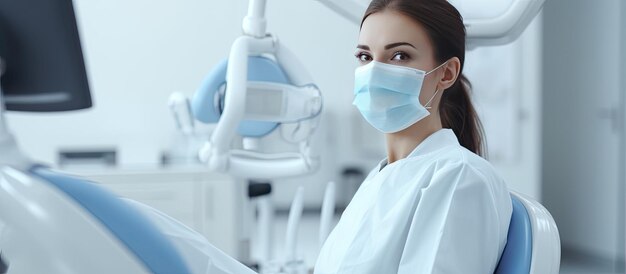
<box><xmin>359</xmin><ymin>10</ymin><xmax>433</xmax><ymax>51</ymax></box>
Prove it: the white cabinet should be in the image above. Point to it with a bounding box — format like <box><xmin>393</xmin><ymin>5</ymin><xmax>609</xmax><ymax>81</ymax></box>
<box><xmin>64</xmin><ymin>167</ymin><xmax>245</xmax><ymax>259</ymax></box>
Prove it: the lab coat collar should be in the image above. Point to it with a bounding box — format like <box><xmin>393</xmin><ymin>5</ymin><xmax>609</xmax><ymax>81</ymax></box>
<box><xmin>378</xmin><ymin>128</ymin><xmax>459</xmax><ymax>171</ymax></box>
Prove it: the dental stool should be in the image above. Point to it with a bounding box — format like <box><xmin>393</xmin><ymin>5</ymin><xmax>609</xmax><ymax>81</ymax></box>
<box><xmin>494</xmin><ymin>192</ymin><xmax>561</xmax><ymax>274</ymax></box>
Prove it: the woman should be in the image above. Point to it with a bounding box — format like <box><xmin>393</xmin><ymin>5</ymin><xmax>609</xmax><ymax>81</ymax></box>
<box><xmin>314</xmin><ymin>0</ymin><xmax>512</xmax><ymax>273</ymax></box>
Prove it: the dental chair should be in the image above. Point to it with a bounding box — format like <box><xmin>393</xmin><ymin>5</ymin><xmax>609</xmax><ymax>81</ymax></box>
<box><xmin>0</xmin><ymin>165</ymin><xmax>193</xmax><ymax>274</ymax></box>
<box><xmin>494</xmin><ymin>192</ymin><xmax>561</xmax><ymax>274</ymax></box>
<box><xmin>0</xmin><ymin>0</ymin><xmax>198</xmax><ymax>273</ymax></box>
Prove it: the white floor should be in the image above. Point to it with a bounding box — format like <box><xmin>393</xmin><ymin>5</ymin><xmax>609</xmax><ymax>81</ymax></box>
<box><xmin>560</xmin><ymin>263</ymin><xmax>621</xmax><ymax>274</ymax></box>
<box><xmin>559</xmin><ymin>256</ymin><xmax>623</xmax><ymax>274</ymax></box>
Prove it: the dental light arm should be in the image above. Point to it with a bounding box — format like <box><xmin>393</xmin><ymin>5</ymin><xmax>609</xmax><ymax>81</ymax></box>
<box><xmin>195</xmin><ymin>0</ymin><xmax>322</xmax><ymax>179</ymax></box>
<box><xmin>314</xmin><ymin>0</ymin><xmax>364</xmax><ymax>24</ymax></box>
<box><xmin>316</xmin><ymin>0</ymin><xmax>546</xmax><ymax>48</ymax></box>
<box><xmin>461</xmin><ymin>0</ymin><xmax>545</xmax><ymax>47</ymax></box>
<box><xmin>243</xmin><ymin>0</ymin><xmax>267</xmax><ymax>37</ymax></box>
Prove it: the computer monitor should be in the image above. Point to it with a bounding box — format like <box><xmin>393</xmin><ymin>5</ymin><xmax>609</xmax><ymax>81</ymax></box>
<box><xmin>0</xmin><ymin>0</ymin><xmax>92</xmax><ymax>112</ymax></box>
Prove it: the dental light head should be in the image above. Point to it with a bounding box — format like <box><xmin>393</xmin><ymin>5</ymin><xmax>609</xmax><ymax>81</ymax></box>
<box><xmin>190</xmin><ymin>0</ymin><xmax>323</xmax><ymax>179</ymax></box>
<box><xmin>317</xmin><ymin>0</ymin><xmax>546</xmax><ymax>49</ymax></box>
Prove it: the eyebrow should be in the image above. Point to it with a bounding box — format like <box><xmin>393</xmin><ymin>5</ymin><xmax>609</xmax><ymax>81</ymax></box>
<box><xmin>356</xmin><ymin>42</ymin><xmax>416</xmax><ymax>51</ymax></box>
<box><xmin>384</xmin><ymin>42</ymin><xmax>416</xmax><ymax>50</ymax></box>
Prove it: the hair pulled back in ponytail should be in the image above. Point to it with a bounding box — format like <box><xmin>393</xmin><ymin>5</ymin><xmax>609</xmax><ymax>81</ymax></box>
<box><xmin>362</xmin><ymin>0</ymin><xmax>486</xmax><ymax>156</ymax></box>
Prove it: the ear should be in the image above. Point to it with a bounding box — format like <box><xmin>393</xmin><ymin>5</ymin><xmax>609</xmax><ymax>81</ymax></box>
<box><xmin>437</xmin><ymin>57</ymin><xmax>461</xmax><ymax>90</ymax></box>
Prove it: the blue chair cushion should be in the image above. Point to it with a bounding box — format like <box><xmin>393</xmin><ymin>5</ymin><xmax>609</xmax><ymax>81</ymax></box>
<box><xmin>29</xmin><ymin>166</ymin><xmax>192</xmax><ymax>274</ymax></box>
<box><xmin>494</xmin><ymin>194</ymin><xmax>532</xmax><ymax>274</ymax></box>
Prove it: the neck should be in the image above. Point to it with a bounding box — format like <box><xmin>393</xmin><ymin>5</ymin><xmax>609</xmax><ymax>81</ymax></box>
<box><xmin>385</xmin><ymin>115</ymin><xmax>442</xmax><ymax>164</ymax></box>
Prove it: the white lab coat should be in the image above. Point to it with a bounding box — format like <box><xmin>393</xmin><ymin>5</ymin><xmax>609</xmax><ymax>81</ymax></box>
<box><xmin>314</xmin><ymin>129</ymin><xmax>512</xmax><ymax>274</ymax></box>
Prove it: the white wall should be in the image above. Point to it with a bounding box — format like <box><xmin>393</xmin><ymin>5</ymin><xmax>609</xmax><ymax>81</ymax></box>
<box><xmin>6</xmin><ymin>0</ymin><xmax>542</xmax><ymax>207</ymax></box>
<box><xmin>542</xmin><ymin>0</ymin><xmax>625</xmax><ymax>269</ymax></box>
<box><xmin>7</xmin><ymin>0</ymin><xmax>249</xmax><ymax>166</ymax></box>
<box><xmin>466</xmin><ymin>16</ymin><xmax>543</xmax><ymax>200</ymax></box>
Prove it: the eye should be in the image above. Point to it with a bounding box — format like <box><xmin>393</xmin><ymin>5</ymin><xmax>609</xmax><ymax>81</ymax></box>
<box><xmin>355</xmin><ymin>52</ymin><xmax>372</xmax><ymax>63</ymax></box>
<box><xmin>391</xmin><ymin>51</ymin><xmax>411</xmax><ymax>62</ymax></box>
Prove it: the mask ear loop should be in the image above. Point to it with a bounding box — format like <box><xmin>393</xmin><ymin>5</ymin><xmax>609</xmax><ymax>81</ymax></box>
<box><xmin>424</xmin><ymin>61</ymin><xmax>448</xmax><ymax>76</ymax></box>
<box><xmin>423</xmin><ymin>61</ymin><xmax>447</xmax><ymax>110</ymax></box>
<box><xmin>424</xmin><ymin>88</ymin><xmax>439</xmax><ymax>110</ymax></box>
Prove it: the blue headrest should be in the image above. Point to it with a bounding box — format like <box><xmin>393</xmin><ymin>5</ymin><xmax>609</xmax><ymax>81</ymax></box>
<box><xmin>191</xmin><ymin>56</ymin><xmax>290</xmax><ymax>137</ymax></box>
<box><xmin>494</xmin><ymin>194</ymin><xmax>532</xmax><ymax>274</ymax></box>
<box><xmin>29</xmin><ymin>166</ymin><xmax>192</xmax><ymax>274</ymax></box>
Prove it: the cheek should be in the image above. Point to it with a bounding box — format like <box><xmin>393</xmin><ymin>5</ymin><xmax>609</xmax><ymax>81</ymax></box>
<box><xmin>403</xmin><ymin>59</ymin><xmax>428</xmax><ymax>70</ymax></box>
<box><xmin>418</xmin><ymin>77</ymin><xmax>439</xmax><ymax>102</ymax></box>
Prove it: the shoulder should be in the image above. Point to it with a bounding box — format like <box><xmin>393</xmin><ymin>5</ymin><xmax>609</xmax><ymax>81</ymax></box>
<box><xmin>400</xmin><ymin>144</ymin><xmax>506</xmax><ymax>190</ymax></box>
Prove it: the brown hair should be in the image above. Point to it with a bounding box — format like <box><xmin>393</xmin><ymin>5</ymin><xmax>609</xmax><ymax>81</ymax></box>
<box><xmin>362</xmin><ymin>0</ymin><xmax>486</xmax><ymax>156</ymax></box>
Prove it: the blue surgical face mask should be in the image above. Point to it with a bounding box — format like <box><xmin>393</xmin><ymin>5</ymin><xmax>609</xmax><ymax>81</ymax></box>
<box><xmin>352</xmin><ymin>61</ymin><xmax>446</xmax><ymax>133</ymax></box>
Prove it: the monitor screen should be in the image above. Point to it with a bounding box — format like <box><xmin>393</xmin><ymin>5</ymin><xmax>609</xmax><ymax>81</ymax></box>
<box><xmin>0</xmin><ymin>0</ymin><xmax>92</xmax><ymax>112</ymax></box>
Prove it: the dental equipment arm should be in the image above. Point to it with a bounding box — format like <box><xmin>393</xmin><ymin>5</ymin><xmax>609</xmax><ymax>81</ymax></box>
<box><xmin>169</xmin><ymin>92</ymin><xmax>195</xmax><ymax>136</ymax></box>
<box><xmin>282</xmin><ymin>186</ymin><xmax>308</xmax><ymax>274</ymax></box>
<box><xmin>319</xmin><ymin>181</ymin><xmax>336</xmax><ymax>249</ymax></box>
<box><xmin>316</xmin><ymin>0</ymin><xmax>546</xmax><ymax>48</ymax></box>
<box><xmin>285</xmin><ymin>187</ymin><xmax>304</xmax><ymax>264</ymax></box>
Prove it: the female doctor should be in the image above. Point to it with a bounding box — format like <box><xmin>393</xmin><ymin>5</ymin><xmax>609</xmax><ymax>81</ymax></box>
<box><xmin>314</xmin><ymin>0</ymin><xmax>512</xmax><ymax>273</ymax></box>
<box><xmin>130</xmin><ymin>1</ymin><xmax>512</xmax><ymax>273</ymax></box>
